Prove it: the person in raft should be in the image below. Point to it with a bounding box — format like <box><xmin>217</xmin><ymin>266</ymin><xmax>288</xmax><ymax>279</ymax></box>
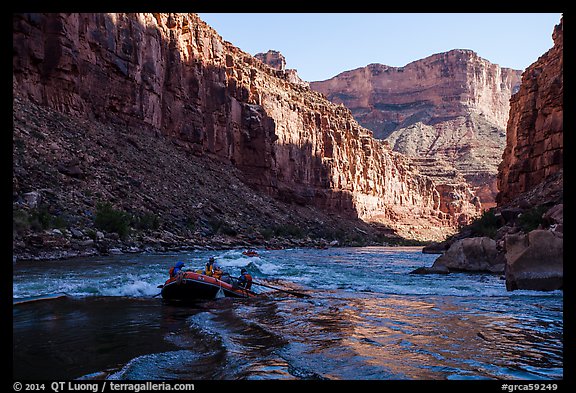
<box><xmin>237</xmin><ymin>268</ymin><xmax>253</xmax><ymax>290</ymax></box>
<box><xmin>169</xmin><ymin>261</ymin><xmax>185</xmax><ymax>278</ymax></box>
<box><xmin>205</xmin><ymin>257</ymin><xmax>223</xmax><ymax>279</ymax></box>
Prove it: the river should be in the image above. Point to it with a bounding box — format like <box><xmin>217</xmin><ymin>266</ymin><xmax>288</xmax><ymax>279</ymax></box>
<box><xmin>12</xmin><ymin>247</ymin><xmax>563</xmax><ymax>381</ymax></box>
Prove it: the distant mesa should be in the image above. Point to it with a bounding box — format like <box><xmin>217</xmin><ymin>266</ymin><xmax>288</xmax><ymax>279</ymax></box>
<box><xmin>310</xmin><ymin>49</ymin><xmax>523</xmax><ymax>208</ymax></box>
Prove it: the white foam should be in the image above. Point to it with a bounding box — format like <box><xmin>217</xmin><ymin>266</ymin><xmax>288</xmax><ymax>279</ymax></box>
<box><xmin>100</xmin><ymin>279</ymin><xmax>159</xmax><ymax>297</ymax></box>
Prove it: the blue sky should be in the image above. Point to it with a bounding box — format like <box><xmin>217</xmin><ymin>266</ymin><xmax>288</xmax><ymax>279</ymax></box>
<box><xmin>198</xmin><ymin>13</ymin><xmax>562</xmax><ymax>82</ymax></box>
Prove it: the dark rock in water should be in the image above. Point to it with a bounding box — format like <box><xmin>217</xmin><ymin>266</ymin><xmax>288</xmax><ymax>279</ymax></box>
<box><xmin>477</xmin><ymin>332</ymin><xmax>488</xmax><ymax>341</ymax></box>
<box><xmin>409</xmin><ymin>265</ymin><xmax>450</xmax><ymax>274</ymax></box>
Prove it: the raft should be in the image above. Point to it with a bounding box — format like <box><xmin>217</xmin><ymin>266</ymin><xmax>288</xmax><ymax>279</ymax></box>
<box><xmin>242</xmin><ymin>250</ymin><xmax>259</xmax><ymax>257</ymax></box>
<box><xmin>161</xmin><ymin>272</ymin><xmax>257</xmax><ymax>302</ymax></box>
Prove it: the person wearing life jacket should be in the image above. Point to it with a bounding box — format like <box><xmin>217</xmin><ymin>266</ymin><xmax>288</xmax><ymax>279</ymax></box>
<box><xmin>169</xmin><ymin>261</ymin><xmax>185</xmax><ymax>278</ymax></box>
<box><xmin>205</xmin><ymin>257</ymin><xmax>223</xmax><ymax>279</ymax></box>
<box><xmin>205</xmin><ymin>257</ymin><xmax>215</xmax><ymax>276</ymax></box>
<box><xmin>237</xmin><ymin>268</ymin><xmax>252</xmax><ymax>290</ymax></box>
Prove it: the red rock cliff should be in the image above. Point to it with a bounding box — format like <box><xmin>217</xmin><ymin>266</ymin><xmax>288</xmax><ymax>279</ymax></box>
<box><xmin>311</xmin><ymin>50</ymin><xmax>522</xmax><ymax>208</ymax></box>
<box><xmin>12</xmin><ymin>13</ymin><xmax>481</xmax><ymax>241</ymax></box>
<box><xmin>496</xmin><ymin>18</ymin><xmax>563</xmax><ymax>206</ymax></box>
<box><xmin>311</xmin><ymin>50</ymin><xmax>522</xmax><ymax>139</ymax></box>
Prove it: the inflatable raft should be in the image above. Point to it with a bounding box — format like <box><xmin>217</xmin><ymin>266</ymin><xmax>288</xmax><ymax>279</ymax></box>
<box><xmin>160</xmin><ymin>272</ymin><xmax>257</xmax><ymax>302</ymax></box>
<box><xmin>242</xmin><ymin>250</ymin><xmax>259</xmax><ymax>257</ymax></box>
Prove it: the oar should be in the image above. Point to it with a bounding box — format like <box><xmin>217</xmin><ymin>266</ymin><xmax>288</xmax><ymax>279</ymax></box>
<box><xmin>251</xmin><ymin>281</ymin><xmax>311</xmax><ymax>298</ymax></box>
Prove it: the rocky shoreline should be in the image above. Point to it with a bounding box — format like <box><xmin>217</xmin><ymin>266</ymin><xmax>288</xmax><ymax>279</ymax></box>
<box><xmin>412</xmin><ymin>172</ymin><xmax>563</xmax><ymax>291</ymax></box>
<box><xmin>411</xmin><ymin>18</ymin><xmax>563</xmax><ymax>293</ymax></box>
<box><xmin>12</xmin><ymin>228</ymin><xmax>368</xmax><ymax>263</ymax></box>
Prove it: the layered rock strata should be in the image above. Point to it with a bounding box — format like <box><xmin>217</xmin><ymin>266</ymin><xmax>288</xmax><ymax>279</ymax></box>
<box><xmin>311</xmin><ymin>50</ymin><xmax>523</xmax><ymax>207</ymax></box>
<box><xmin>418</xmin><ymin>18</ymin><xmax>563</xmax><ymax>292</ymax></box>
<box><xmin>496</xmin><ymin>19</ymin><xmax>563</xmax><ymax>205</ymax></box>
<box><xmin>497</xmin><ymin>18</ymin><xmax>563</xmax><ymax>291</ymax></box>
<box><xmin>254</xmin><ymin>50</ymin><xmax>286</xmax><ymax>71</ymax></box>
<box><xmin>12</xmin><ymin>13</ymin><xmax>481</xmax><ymax>242</ymax></box>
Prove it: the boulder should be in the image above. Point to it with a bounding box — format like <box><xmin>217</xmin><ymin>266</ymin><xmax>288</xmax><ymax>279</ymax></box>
<box><xmin>432</xmin><ymin>236</ymin><xmax>505</xmax><ymax>273</ymax></box>
<box><xmin>504</xmin><ymin>229</ymin><xmax>563</xmax><ymax>291</ymax></box>
<box><xmin>22</xmin><ymin>191</ymin><xmax>42</xmax><ymax>208</ymax></box>
<box><xmin>542</xmin><ymin>203</ymin><xmax>563</xmax><ymax>227</ymax></box>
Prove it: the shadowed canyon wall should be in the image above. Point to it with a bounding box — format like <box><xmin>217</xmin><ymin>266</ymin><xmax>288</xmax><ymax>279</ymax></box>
<box><xmin>13</xmin><ymin>13</ymin><xmax>482</xmax><ymax>241</ymax></box>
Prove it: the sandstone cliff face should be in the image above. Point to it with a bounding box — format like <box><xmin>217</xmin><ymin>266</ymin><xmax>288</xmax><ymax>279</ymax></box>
<box><xmin>310</xmin><ymin>50</ymin><xmax>522</xmax><ymax>140</ymax></box>
<box><xmin>255</xmin><ymin>50</ymin><xmax>286</xmax><ymax>71</ymax></box>
<box><xmin>421</xmin><ymin>18</ymin><xmax>563</xmax><ymax>291</ymax></box>
<box><xmin>12</xmin><ymin>13</ymin><xmax>481</xmax><ymax>241</ymax></box>
<box><xmin>496</xmin><ymin>19</ymin><xmax>563</xmax><ymax>206</ymax></box>
<box><xmin>255</xmin><ymin>49</ymin><xmax>309</xmax><ymax>87</ymax></box>
<box><xmin>311</xmin><ymin>50</ymin><xmax>523</xmax><ymax>207</ymax></box>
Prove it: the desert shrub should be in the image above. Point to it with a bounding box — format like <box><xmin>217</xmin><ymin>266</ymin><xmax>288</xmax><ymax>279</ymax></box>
<box><xmin>94</xmin><ymin>202</ymin><xmax>131</xmax><ymax>239</ymax></box>
<box><xmin>274</xmin><ymin>224</ymin><xmax>304</xmax><ymax>238</ymax></box>
<box><xmin>133</xmin><ymin>212</ymin><xmax>160</xmax><ymax>231</ymax></box>
<box><xmin>518</xmin><ymin>205</ymin><xmax>548</xmax><ymax>232</ymax></box>
<box><xmin>13</xmin><ymin>209</ymin><xmax>32</xmax><ymax>234</ymax></box>
<box><xmin>469</xmin><ymin>209</ymin><xmax>499</xmax><ymax>238</ymax></box>
<box><xmin>259</xmin><ymin>224</ymin><xmax>305</xmax><ymax>239</ymax></box>
<box><xmin>205</xmin><ymin>217</ymin><xmax>237</xmax><ymax>236</ymax></box>
<box><xmin>13</xmin><ymin>207</ymin><xmax>68</xmax><ymax>234</ymax></box>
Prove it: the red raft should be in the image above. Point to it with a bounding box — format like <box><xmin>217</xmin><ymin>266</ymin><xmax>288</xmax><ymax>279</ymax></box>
<box><xmin>242</xmin><ymin>250</ymin><xmax>259</xmax><ymax>257</ymax></box>
<box><xmin>161</xmin><ymin>272</ymin><xmax>257</xmax><ymax>302</ymax></box>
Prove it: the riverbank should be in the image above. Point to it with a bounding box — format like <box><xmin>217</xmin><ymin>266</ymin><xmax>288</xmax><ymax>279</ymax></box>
<box><xmin>13</xmin><ymin>94</ymin><xmax>432</xmax><ymax>263</ymax></box>
<box><xmin>12</xmin><ymin>225</ymin><xmax>430</xmax><ymax>262</ymax></box>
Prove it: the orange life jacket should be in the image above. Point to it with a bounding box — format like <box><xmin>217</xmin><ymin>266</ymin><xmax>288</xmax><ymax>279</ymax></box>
<box><xmin>241</xmin><ymin>273</ymin><xmax>253</xmax><ymax>290</ymax></box>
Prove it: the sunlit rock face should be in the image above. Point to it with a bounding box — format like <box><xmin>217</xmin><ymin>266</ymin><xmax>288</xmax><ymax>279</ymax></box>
<box><xmin>311</xmin><ymin>49</ymin><xmax>523</xmax><ymax>208</ymax></box>
<box><xmin>495</xmin><ymin>18</ymin><xmax>563</xmax><ymax>292</ymax></box>
<box><xmin>255</xmin><ymin>50</ymin><xmax>286</xmax><ymax>71</ymax></box>
<box><xmin>496</xmin><ymin>18</ymin><xmax>563</xmax><ymax>206</ymax></box>
<box><xmin>13</xmin><ymin>13</ymin><xmax>482</xmax><ymax>241</ymax></box>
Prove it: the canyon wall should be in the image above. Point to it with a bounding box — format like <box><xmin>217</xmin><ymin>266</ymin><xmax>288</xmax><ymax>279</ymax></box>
<box><xmin>311</xmin><ymin>50</ymin><xmax>522</xmax><ymax>140</ymax></box>
<box><xmin>12</xmin><ymin>13</ymin><xmax>481</xmax><ymax>241</ymax></box>
<box><xmin>311</xmin><ymin>50</ymin><xmax>522</xmax><ymax>207</ymax></box>
<box><xmin>421</xmin><ymin>18</ymin><xmax>563</xmax><ymax>292</ymax></box>
<box><xmin>496</xmin><ymin>18</ymin><xmax>563</xmax><ymax>206</ymax></box>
